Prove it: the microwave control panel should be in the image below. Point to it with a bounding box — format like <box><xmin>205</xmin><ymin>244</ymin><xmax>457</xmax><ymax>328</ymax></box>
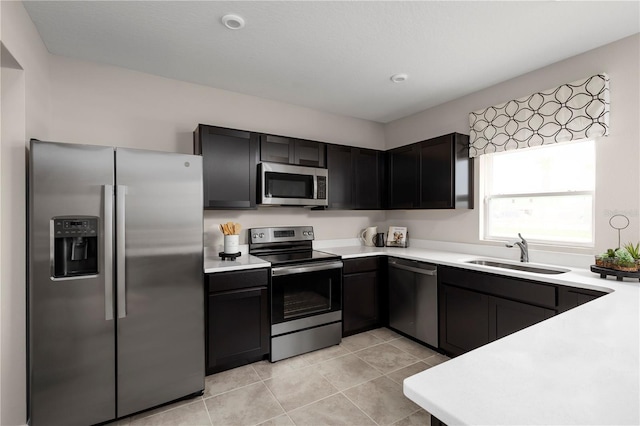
<box><xmin>317</xmin><ymin>176</ymin><xmax>327</xmax><ymax>199</ymax></box>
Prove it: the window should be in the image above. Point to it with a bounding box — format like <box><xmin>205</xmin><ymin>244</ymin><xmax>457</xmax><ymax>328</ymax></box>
<box><xmin>482</xmin><ymin>140</ymin><xmax>595</xmax><ymax>246</ymax></box>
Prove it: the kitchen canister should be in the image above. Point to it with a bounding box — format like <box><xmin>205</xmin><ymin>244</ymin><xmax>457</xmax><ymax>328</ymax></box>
<box><xmin>374</xmin><ymin>232</ymin><xmax>386</xmax><ymax>247</ymax></box>
<box><xmin>223</xmin><ymin>234</ymin><xmax>239</xmax><ymax>254</ymax></box>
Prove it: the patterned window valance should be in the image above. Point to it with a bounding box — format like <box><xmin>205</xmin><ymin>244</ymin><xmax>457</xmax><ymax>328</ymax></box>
<box><xmin>468</xmin><ymin>73</ymin><xmax>609</xmax><ymax>158</ymax></box>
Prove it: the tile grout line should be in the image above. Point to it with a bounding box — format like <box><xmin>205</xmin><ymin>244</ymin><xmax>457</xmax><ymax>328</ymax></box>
<box><xmin>256</xmin><ymin>364</ymin><xmax>295</xmax><ymax>425</ymax></box>
<box><xmin>202</xmin><ymin>377</ymin><xmax>263</xmax><ymax>401</ymax></box>
<box><xmin>384</xmin><ymin>359</ymin><xmax>430</xmax><ymax>378</ymax></box>
<box><xmin>127</xmin><ymin>395</ymin><xmax>204</xmax><ymax>422</ymax></box>
<box><xmin>201</xmin><ymin>396</ymin><xmax>215</xmax><ymax>426</ymax></box>
<box><xmin>339</xmin><ymin>389</ymin><xmax>381</xmax><ymax>426</ymax></box>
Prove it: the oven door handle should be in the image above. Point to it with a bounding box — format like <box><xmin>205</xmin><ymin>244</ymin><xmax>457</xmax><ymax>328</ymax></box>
<box><xmin>272</xmin><ymin>261</ymin><xmax>343</xmax><ymax>277</ymax></box>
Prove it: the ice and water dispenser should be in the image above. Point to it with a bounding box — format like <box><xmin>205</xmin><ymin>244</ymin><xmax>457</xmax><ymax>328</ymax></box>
<box><xmin>52</xmin><ymin>217</ymin><xmax>99</xmax><ymax>278</ymax></box>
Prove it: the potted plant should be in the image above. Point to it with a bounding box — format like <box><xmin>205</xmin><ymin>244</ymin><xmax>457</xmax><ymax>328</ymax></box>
<box><xmin>596</xmin><ymin>248</ymin><xmax>617</xmax><ymax>269</ymax></box>
<box><xmin>614</xmin><ymin>248</ymin><xmax>638</xmax><ymax>272</ymax></box>
<box><xmin>623</xmin><ymin>242</ymin><xmax>640</xmax><ymax>268</ymax></box>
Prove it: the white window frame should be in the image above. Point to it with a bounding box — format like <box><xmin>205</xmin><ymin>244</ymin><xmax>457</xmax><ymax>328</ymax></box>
<box><xmin>480</xmin><ymin>142</ymin><xmax>595</xmax><ymax>248</ymax></box>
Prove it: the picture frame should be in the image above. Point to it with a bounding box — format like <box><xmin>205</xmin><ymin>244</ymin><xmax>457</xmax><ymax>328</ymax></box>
<box><xmin>386</xmin><ymin>226</ymin><xmax>407</xmax><ymax>248</ymax></box>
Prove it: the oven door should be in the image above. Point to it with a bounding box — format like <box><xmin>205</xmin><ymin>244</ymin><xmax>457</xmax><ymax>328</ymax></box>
<box><xmin>271</xmin><ymin>260</ymin><xmax>342</xmax><ymax>325</ymax></box>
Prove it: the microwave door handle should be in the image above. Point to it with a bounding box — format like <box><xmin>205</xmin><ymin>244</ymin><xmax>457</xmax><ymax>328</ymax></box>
<box><xmin>313</xmin><ymin>175</ymin><xmax>318</xmax><ymax>200</ymax></box>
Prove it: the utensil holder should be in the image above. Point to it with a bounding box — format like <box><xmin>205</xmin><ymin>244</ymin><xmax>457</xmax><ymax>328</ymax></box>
<box><xmin>224</xmin><ymin>235</ymin><xmax>239</xmax><ymax>254</ymax></box>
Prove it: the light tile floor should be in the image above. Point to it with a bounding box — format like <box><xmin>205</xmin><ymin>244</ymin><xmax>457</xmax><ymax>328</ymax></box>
<box><xmin>114</xmin><ymin>328</ymin><xmax>449</xmax><ymax>426</ymax></box>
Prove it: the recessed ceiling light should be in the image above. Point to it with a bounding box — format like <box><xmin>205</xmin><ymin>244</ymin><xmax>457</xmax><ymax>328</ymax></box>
<box><xmin>222</xmin><ymin>14</ymin><xmax>245</xmax><ymax>30</ymax></box>
<box><xmin>390</xmin><ymin>73</ymin><xmax>409</xmax><ymax>83</ymax></box>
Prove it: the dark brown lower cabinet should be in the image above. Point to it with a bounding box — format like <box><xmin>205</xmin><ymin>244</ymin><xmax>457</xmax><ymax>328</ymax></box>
<box><xmin>343</xmin><ymin>257</ymin><xmax>385</xmax><ymax>336</ymax></box>
<box><xmin>439</xmin><ymin>266</ymin><xmax>559</xmax><ymax>357</ymax></box>
<box><xmin>206</xmin><ymin>269</ymin><xmax>269</xmax><ymax>375</ymax></box>
<box><xmin>489</xmin><ymin>296</ymin><xmax>555</xmax><ymax>341</ymax></box>
<box><xmin>439</xmin><ymin>284</ymin><xmax>490</xmax><ymax>357</ymax></box>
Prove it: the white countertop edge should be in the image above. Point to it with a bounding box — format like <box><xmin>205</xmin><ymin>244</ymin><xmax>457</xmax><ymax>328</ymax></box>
<box><xmin>322</xmin><ymin>245</ymin><xmax>619</xmax><ymax>294</ymax></box>
<box><xmin>314</xmin><ymin>238</ymin><xmax>594</xmax><ymax>269</ymax></box>
<box><xmin>204</xmin><ymin>260</ymin><xmax>270</xmax><ymax>273</ymax></box>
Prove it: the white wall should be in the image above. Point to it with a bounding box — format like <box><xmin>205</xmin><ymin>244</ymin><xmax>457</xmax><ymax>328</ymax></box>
<box><xmin>384</xmin><ymin>34</ymin><xmax>640</xmax><ymax>254</ymax></box>
<box><xmin>47</xmin><ymin>55</ymin><xmax>385</xmax><ymax>152</ymax></box>
<box><xmin>0</xmin><ymin>2</ymin><xmax>51</xmax><ymax>425</ymax></box>
<box><xmin>47</xmin><ymin>55</ymin><xmax>387</xmax><ymax>247</ymax></box>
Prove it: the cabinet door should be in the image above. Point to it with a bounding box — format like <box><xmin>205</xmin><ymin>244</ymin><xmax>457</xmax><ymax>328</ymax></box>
<box><xmin>207</xmin><ymin>287</ymin><xmax>269</xmax><ymax>374</ymax></box>
<box><xmin>388</xmin><ymin>264</ymin><xmax>416</xmax><ymax>336</ymax></box>
<box><xmin>388</xmin><ymin>145</ymin><xmax>419</xmax><ymax>209</ymax></box>
<box><xmin>261</xmin><ymin>135</ymin><xmax>326</xmax><ymax>167</ymax></box>
<box><xmin>439</xmin><ymin>284</ymin><xmax>490</xmax><ymax>357</ymax></box>
<box><xmin>489</xmin><ymin>296</ymin><xmax>555</xmax><ymax>341</ymax></box>
<box><xmin>354</xmin><ymin>148</ymin><xmax>384</xmax><ymax>209</ymax></box>
<box><xmin>419</xmin><ymin>135</ymin><xmax>454</xmax><ymax>208</ymax></box>
<box><xmin>195</xmin><ymin>125</ymin><xmax>258</xmax><ymax>209</ymax></box>
<box><xmin>260</xmin><ymin>134</ymin><xmax>294</xmax><ymax>164</ymax></box>
<box><xmin>295</xmin><ymin>139</ymin><xmax>326</xmax><ymax>167</ymax></box>
<box><xmin>327</xmin><ymin>144</ymin><xmax>353</xmax><ymax>209</ymax></box>
<box><xmin>343</xmin><ymin>271</ymin><xmax>379</xmax><ymax>336</ymax></box>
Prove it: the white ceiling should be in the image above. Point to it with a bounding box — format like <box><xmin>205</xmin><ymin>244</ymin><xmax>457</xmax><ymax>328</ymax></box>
<box><xmin>23</xmin><ymin>1</ymin><xmax>640</xmax><ymax>123</ymax></box>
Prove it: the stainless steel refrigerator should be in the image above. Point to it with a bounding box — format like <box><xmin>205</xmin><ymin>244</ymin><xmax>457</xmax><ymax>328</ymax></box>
<box><xmin>28</xmin><ymin>140</ymin><xmax>204</xmax><ymax>425</ymax></box>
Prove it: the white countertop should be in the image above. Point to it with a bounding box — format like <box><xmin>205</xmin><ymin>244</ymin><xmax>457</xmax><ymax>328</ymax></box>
<box><xmin>318</xmin><ymin>244</ymin><xmax>640</xmax><ymax>425</ymax></box>
<box><xmin>204</xmin><ymin>246</ymin><xmax>270</xmax><ymax>273</ymax></box>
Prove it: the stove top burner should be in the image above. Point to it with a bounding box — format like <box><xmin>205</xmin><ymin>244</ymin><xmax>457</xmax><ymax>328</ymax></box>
<box><xmin>248</xmin><ymin>226</ymin><xmax>340</xmax><ymax>266</ymax></box>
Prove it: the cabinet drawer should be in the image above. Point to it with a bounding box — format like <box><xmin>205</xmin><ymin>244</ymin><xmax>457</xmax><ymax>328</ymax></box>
<box><xmin>343</xmin><ymin>257</ymin><xmax>380</xmax><ymax>274</ymax></box>
<box><xmin>207</xmin><ymin>268</ymin><xmax>269</xmax><ymax>293</ymax></box>
<box><xmin>439</xmin><ymin>266</ymin><xmax>556</xmax><ymax>308</ymax></box>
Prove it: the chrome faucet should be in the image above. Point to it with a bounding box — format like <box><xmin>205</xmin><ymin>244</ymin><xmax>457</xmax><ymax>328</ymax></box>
<box><xmin>506</xmin><ymin>233</ymin><xmax>529</xmax><ymax>262</ymax></box>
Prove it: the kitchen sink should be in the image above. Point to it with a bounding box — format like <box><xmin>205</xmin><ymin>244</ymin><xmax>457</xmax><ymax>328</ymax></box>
<box><xmin>465</xmin><ymin>259</ymin><xmax>570</xmax><ymax>274</ymax></box>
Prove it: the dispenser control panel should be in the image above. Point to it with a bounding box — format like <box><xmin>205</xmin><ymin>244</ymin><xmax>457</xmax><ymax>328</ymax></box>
<box><xmin>54</xmin><ymin>218</ymin><xmax>98</xmax><ymax>238</ymax></box>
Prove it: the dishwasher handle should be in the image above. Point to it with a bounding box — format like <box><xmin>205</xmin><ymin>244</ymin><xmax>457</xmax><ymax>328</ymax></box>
<box><xmin>388</xmin><ymin>260</ymin><xmax>437</xmax><ymax>276</ymax></box>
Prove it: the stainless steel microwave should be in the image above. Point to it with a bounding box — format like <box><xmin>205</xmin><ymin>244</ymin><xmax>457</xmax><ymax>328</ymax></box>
<box><xmin>258</xmin><ymin>162</ymin><xmax>328</xmax><ymax>207</ymax></box>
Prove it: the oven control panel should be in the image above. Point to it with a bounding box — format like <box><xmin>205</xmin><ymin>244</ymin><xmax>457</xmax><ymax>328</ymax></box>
<box><xmin>249</xmin><ymin>226</ymin><xmax>314</xmax><ymax>244</ymax></box>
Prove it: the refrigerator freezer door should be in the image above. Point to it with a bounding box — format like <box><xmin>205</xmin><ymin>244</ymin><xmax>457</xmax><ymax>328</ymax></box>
<box><xmin>115</xmin><ymin>148</ymin><xmax>204</xmax><ymax>417</ymax></box>
<box><xmin>29</xmin><ymin>141</ymin><xmax>116</xmax><ymax>425</ymax></box>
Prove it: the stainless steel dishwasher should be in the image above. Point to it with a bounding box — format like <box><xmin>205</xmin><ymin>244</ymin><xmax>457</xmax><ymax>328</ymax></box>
<box><xmin>388</xmin><ymin>258</ymin><xmax>438</xmax><ymax>348</ymax></box>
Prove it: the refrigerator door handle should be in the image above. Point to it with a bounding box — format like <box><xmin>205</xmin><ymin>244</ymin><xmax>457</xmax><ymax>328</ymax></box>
<box><xmin>104</xmin><ymin>185</ymin><xmax>114</xmax><ymax>321</ymax></box>
<box><xmin>116</xmin><ymin>185</ymin><xmax>127</xmax><ymax>319</ymax></box>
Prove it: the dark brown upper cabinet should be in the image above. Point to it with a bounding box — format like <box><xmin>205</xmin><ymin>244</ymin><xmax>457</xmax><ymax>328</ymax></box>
<box><xmin>388</xmin><ymin>133</ymin><xmax>473</xmax><ymax>210</ymax></box>
<box><xmin>194</xmin><ymin>124</ymin><xmax>259</xmax><ymax>209</ymax></box>
<box><xmin>387</xmin><ymin>144</ymin><xmax>420</xmax><ymax>209</ymax></box>
<box><xmin>327</xmin><ymin>144</ymin><xmax>353</xmax><ymax>210</ymax></box>
<box><xmin>354</xmin><ymin>147</ymin><xmax>385</xmax><ymax>209</ymax></box>
<box><xmin>327</xmin><ymin>144</ymin><xmax>385</xmax><ymax>210</ymax></box>
<box><xmin>260</xmin><ymin>134</ymin><xmax>326</xmax><ymax>168</ymax></box>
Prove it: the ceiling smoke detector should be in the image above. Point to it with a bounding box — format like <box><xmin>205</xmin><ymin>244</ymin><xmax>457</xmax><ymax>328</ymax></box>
<box><xmin>222</xmin><ymin>14</ymin><xmax>245</xmax><ymax>30</ymax></box>
<box><xmin>390</xmin><ymin>73</ymin><xmax>409</xmax><ymax>83</ymax></box>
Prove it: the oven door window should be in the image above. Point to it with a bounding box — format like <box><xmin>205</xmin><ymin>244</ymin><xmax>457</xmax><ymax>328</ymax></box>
<box><xmin>272</xmin><ymin>267</ymin><xmax>341</xmax><ymax>324</ymax></box>
<box><xmin>265</xmin><ymin>172</ymin><xmax>314</xmax><ymax>199</ymax></box>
